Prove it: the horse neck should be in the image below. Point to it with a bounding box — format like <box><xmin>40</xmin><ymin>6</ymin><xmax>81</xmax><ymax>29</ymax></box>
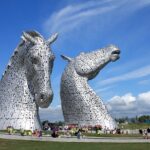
<box><xmin>62</xmin><ymin>63</ymin><xmax>106</xmax><ymax>107</ymax></box>
<box><xmin>0</xmin><ymin>52</ymin><xmax>33</xmax><ymax>103</ymax></box>
<box><xmin>63</xmin><ymin>63</ymin><xmax>91</xmax><ymax>93</ymax></box>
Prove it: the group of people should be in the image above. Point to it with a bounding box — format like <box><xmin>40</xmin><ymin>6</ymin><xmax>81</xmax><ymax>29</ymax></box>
<box><xmin>51</xmin><ymin>128</ymin><xmax>82</xmax><ymax>139</ymax></box>
<box><xmin>32</xmin><ymin>129</ymin><xmax>42</xmax><ymax>137</ymax></box>
<box><xmin>139</xmin><ymin>128</ymin><xmax>150</xmax><ymax>139</ymax></box>
<box><xmin>51</xmin><ymin>130</ymin><xmax>59</xmax><ymax>138</ymax></box>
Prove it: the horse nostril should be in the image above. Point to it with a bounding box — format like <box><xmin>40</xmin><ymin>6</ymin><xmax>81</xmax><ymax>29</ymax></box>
<box><xmin>39</xmin><ymin>91</ymin><xmax>53</xmax><ymax>102</ymax></box>
<box><xmin>37</xmin><ymin>92</ymin><xmax>53</xmax><ymax>108</ymax></box>
<box><xmin>40</xmin><ymin>94</ymin><xmax>44</xmax><ymax>99</ymax></box>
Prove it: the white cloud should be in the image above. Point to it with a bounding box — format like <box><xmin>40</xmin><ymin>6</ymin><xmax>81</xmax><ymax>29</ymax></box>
<box><xmin>106</xmin><ymin>91</ymin><xmax>150</xmax><ymax>118</ymax></box>
<box><xmin>39</xmin><ymin>105</ymin><xmax>64</xmax><ymax>122</ymax></box>
<box><xmin>43</xmin><ymin>0</ymin><xmax>150</xmax><ymax>34</ymax></box>
<box><xmin>138</xmin><ymin>79</ymin><xmax>150</xmax><ymax>85</ymax></box>
<box><xmin>100</xmin><ymin>65</ymin><xmax>150</xmax><ymax>86</ymax></box>
<box><xmin>95</xmin><ymin>86</ymin><xmax>114</xmax><ymax>93</ymax></box>
<box><xmin>44</xmin><ymin>0</ymin><xmax>117</xmax><ymax>33</ymax></box>
<box><xmin>39</xmin><ymin>91</ymin><xmax>150</xmax><ymax>121</ymax></box>
<box><xmin>138</xmin><ymin>91</ymin><xmax>150</xmax><ymax>106</ymax></box>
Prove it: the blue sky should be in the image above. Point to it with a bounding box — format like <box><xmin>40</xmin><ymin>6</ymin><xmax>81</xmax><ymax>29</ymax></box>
<box><xmin>0</xmin><ymin>0</ymin><xmax>150</xmax><ymax>120</ymax></box>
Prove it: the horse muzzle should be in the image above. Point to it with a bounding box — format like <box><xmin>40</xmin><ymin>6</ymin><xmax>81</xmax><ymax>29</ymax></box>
<box><xmin>110</xmin><ymin>49</ymin><xmax>120</xmax><ymax>62</ymax></box>
<box><xmin>35</xmin><ymin>91</ymin><xmax>53</xmax><ymax>108</ymax></box>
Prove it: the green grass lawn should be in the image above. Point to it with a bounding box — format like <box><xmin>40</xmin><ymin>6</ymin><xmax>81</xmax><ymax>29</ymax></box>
<box><xmin>0</xmin><ymin>139</ymin><xmax>150</xmax><ymax>150</ymax></box>
<box><xmin>118</xmin><ymin>123</ymin><xmax>150</xmax><ymax>129</ymax></box>
<box><xmin>83</xmin><ymin>133</ymin><xmax>143</xmax><ymax>138</ymax></box>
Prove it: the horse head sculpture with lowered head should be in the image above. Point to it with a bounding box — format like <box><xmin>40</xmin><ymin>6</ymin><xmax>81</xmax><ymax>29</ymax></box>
<box><xmin>0</xmin><ymin>31</ymin><xmax>58</xmax><ymax>130</ymax></box>
<box><xmin>22</xmin><ymin>31</ymin><xmax>58</xmax><ymax>108</ymax></box>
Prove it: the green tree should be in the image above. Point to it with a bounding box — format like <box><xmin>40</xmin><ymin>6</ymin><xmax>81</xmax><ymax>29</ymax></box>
<box><xmin>138</xmin><ymin>115</ymin><xmax>150</xmax><ymax>123</ymax></box>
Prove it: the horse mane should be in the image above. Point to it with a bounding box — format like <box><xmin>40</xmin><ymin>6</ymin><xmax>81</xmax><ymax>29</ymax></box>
<box><xmin>25</xmin><ymin>31</ymin><xmax>43</xmax><ymax>38</ymax></box>
<box><xmin>1</xmin><ymin>35</ymin><xmax>28</xmax><ymax>79</ymax></box>
<box><xmin>1</xmin><ymin>46</ymin><xmax>21</xmax><ymax>80</ymax></box>
<box><xmin>1</xmin><ymin>31</ymin><xmax>44</xmax><ymax>80</ymax></box>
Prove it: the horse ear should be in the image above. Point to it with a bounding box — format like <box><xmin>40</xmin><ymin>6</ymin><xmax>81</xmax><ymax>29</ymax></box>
<box><xmin>22</xmin><ymin>32</ymin><xmax>38</xmax><ymax>44</ymax></box>
<box><xmin>47</xmin><ymin>33</ymin><xmax>58</xmax><ymax>45</ymax></box>
<box><xmin>61</xmin><ymin>55</ymin><xmax>72</xmax><ymax>62</ymax></box>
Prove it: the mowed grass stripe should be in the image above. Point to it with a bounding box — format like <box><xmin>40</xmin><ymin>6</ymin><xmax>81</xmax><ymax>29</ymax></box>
<box><xmin>0</xmin><ymin>139</ymin><xmax>150</xmax><ymax>150</ymax></box>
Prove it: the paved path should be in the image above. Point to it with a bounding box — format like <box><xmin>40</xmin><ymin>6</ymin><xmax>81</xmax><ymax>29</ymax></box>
<box><xmin>0</xmin><ymin>134</ymin><xmax>150</xmax><ymax>143</ymax></box>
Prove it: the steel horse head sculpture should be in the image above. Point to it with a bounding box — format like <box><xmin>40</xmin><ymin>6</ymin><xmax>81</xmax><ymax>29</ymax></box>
<box><xmin>0</xmin><ymin>31</ymin><xmax>58</xmax><ymax>130</ymax></box>
<box><xmin>61</xmin><ymin>45</ymin><xmax>120</xmax><ymax>130</ymax></box>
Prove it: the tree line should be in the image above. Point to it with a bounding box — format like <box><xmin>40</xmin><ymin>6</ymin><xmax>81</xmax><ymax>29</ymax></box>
<box><xmin>115</xmin><ymin>115</ymin><xmax>150</xmax><ymax>123</ymax></box>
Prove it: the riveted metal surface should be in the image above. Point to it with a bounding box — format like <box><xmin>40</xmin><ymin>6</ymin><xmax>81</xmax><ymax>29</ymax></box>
<box><xmin>0</xmin><ymin>31</ymin><xmax>57</xmax><ymax>130</ymax></box>
<box><xmin>61</xmin><ymin>45</ymin><xmax>120</xmax><ymax>130</ymax></box>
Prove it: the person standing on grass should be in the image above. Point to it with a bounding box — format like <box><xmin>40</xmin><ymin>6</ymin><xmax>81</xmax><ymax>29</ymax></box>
<box><xmin>77</xmin><ymin>129</ymin><xmax>81</xmax><ymax>139</ymax></box>
<box><xmin>147</xmin><ymin>128</ymin><xmax>150</xmax><ymax>139</ymax></box>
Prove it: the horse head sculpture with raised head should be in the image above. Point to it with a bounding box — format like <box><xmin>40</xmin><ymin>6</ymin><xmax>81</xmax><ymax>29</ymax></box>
<box><xmin>60</xmin><ymin>44</ymin><xmax>120</xmax><ymax>130</ymax></box>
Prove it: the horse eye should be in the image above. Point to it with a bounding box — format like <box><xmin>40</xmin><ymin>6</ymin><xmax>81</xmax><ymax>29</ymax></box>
<box><xmin>49</xmin><ymin>55</ymin><xmax>55</xmax><ymax>61</ymax></box>
<box><xmin>31</xmin><ymin>57</ymin><xmax>39</xmax><ymax>64</ymax></box>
